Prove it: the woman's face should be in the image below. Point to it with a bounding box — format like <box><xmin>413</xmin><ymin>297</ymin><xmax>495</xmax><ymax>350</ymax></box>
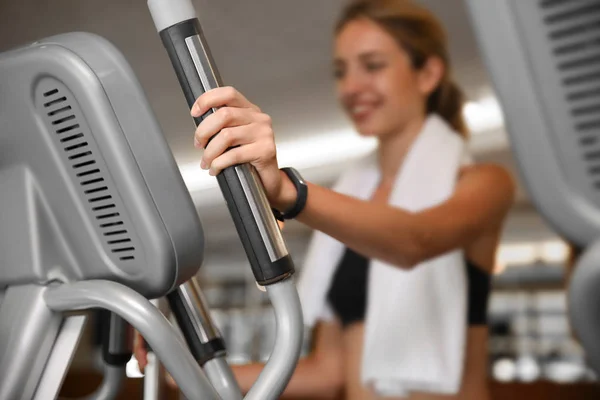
<box><xmin>334</xmin><ymin>18</ymin><xmax>430</xmax><ymax>138</ymax></box>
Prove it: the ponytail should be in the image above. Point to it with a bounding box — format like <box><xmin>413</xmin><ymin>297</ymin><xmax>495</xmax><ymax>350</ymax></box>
<box><xmin>428</xmin><ymin>78</ymin><xmax>469</xmax><ymax>138</ymax></box>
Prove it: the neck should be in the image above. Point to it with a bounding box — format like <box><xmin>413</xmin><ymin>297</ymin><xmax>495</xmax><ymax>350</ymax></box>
<box><xmin>377</xmin><ymin>114</ymin><xmax>427</xmax><ymax>184</ymax></box>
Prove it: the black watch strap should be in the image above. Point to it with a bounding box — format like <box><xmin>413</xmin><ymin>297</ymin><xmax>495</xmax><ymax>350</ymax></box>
<box><xmin>273</xmin><ymin>167</ymin><xmax>308</xmax><ymax>220</ymax></box>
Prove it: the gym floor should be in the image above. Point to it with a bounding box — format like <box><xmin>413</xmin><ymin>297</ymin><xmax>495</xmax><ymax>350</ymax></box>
<box><xmin>61</xmin><ymin>371</ymin><xmax>600</xmax><ymax>400</ymax></box>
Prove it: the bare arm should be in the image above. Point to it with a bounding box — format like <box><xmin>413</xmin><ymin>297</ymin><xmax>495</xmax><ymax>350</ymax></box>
<box><xmin>285</xmin><ymin>164</ymin><xmax>515</xmax><ymax>268</ymax></box>
<box><xmin>233</xmin><ymin>321</ymin><xmax>344</xmax><ymax>399</ymax></box>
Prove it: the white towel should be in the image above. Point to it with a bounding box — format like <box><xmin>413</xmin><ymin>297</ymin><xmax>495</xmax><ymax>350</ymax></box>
<box><xmin>297</xmin><ymin>114</ymin><xmax>471</xmax><ymax>397</ymax></box>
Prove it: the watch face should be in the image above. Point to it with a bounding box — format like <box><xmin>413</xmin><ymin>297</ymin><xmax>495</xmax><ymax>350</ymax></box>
<box><xmin>287</xmin><ymin>167</ymin><xmax>305</xmax><ymax>185</ymax></box>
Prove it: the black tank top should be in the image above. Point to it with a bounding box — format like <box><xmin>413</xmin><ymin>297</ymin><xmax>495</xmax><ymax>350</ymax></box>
<box><xmin>326</xmin><ymin>247</ymin><xmax>491</xmax><ymax>328</ymax></box>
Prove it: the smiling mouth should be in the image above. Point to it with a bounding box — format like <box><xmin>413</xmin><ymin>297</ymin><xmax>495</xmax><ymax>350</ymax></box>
<box><xmin>349</xmin><ymin>104</ymin><xmax>375</xmax><ymax>121</ymax></box>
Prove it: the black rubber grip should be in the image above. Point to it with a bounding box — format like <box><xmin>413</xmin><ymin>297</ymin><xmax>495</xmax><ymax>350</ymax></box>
<box><xmin>218</xmin><ymin>166</ymin><xmax>295</xmax><ymax>284</ymax></box>
<box><xmin>159</xmin><ymin>19</ymin><xmax>217</xmax><ymax>126</ymax></box>
<box><xmin>166</xmin><ymin>291</ymin><xmax>226</xmax><ymax>365</ymax></box>
<box><xmin>159</xmin><ymin>19</ymin><xmax>294</xmax><ymax>284</ymax></box>
<box><xmin>103</xmin><ymin>353</ymin><xmax>132</xmax><ymax>367</ymax></box>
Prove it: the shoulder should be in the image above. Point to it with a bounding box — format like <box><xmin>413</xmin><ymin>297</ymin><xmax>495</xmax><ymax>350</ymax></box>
<box><xmin>458</xmin><ymin>163</ymin><xmax>516</xmax><ymax>210</ymax></box>
<box><xmin>460</xmin><ymin>163</ymin><xmax>515</xmax><ymax>189</ymax></box>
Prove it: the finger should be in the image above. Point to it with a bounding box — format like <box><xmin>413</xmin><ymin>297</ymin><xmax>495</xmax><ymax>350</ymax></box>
<box><xmin>133</xmin><ymin>333</ymin><xmax>148</xmax><ymax>371</ymax></box>
<box><xmin>208</xmin><ymin>144</ymin><xmax>262</xmax><ymax>176</ymax></box>
<box><xmin>133</xmin><ymin>347</ymin><xmax>147</xmax><ymax>372</ymax></box>
<box><xmin>191</xmin><ymin>86</ymin><xmax>260</xmax><ymax>117</ymax></box>
<box><xmin>194</xmin><ymin>107</ymin><xmax>257</xmax><ymax>149</ymax></box>
<box><xmin>166</xmin><ymin>372</ymin><xmax>178</xmax><ymax>388</ymax></box>
<box><xmin>201</xmin><ymin>124</ymin><xmax>258</xmax><ymax>169</ymax></box>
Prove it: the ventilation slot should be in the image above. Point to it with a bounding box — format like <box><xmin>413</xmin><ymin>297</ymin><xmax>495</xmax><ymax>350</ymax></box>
<box><xmin>100</xmin><ymin>221</ymin><xmax>124</xmax><ymax>228</ymax></box>
<box><xmin>65</xmin><ymin>142</ymin><xmax>88</xmax><ymax>152</ymax></box>
<box><xmin>554</xmin><ymin>35</ymin><xmax>600</xmax><ymax>57</ymax></box>
<box><xmin>567</xmin><ymin>86</ymin><xmax>600</xmax><ymax>101</ymax></box>
<box><xmin>73</xmin><ymin>160</ymin><xmax>96</xmax><ymax>169</ymax></box>
<box><xmin>112</xmin><ymin>247</ymin><xmax>133</xmax><ymax>252</ymax></box>
<box><xmin>563</xmin><ymin>71</ymin><xmax>600</xmax><ymax>86</ymax></box>
<box><xmin>577</xmin><ymin>120</ymin><xmax>600</xmax><ymax>131</ymax></box>
<box><xmin>48</xmin><ymin>106</ymin><xmax>72</xmax><ymax>117</ymax></box>
<box><xmin>57</xmin><ymin>124</ymin><xmax>80</xmax><ymax>134</ymax></box>
<box><xmin>61</xmin><ymin>133</ymin><xmax>84</xmax><ymax>143</ymax></box>
<box><xmin>84</xmin><ymin>186</ymin><xmax>107</xmax><ymax>195</ymax></box>
<box><xmin>44</xmin><ymin>97</ymin><xmax>66</xmax><ymax>108</ymax></box>
<box><xmin>580</xmin><ymin>136</ymin><xmax>598</xmax><ymax>146</ymax></box>
<box><xmin>584</xmin><ymin>150</ymin><xmax>600</xmax><ymax>161</ymax></box>
<box><xmin>104</xmin><ymin>230</ymin><xmax>127</xmax><ymax>236</ymax></box>
<box><xmin>558</xmin><ymin>54</ymin><xmax>600</xmax><ymax>71</ymax></box>
<box><xmin>42</xmin><ymin>86</ymin><xmax>137</xmax><ymax>262</ymax></box>
<box><xmin>93</xmin><ymin>205</ymin><xmax>116</xmax><ymax>212</ymax></box>
<box><xmin>43</xmin><ymin>88</ymin><xmax>59</xmax><ymax>97</ymax></box>
<box><xmin>97</xmin><ymin>212</ymin><xmax>120</xmax><ymax>220</ymax></box>
<box><xmin>573</xmin><ymin>103</ymin><xmax>600</xmax><ymax>116</ymax></box>
<box><xmin>89</xmin><ymin>194</ymin><xmax>112</xmax><ymax>202</ymax></box>
<box><xmin>108</xmin><ymin>238</ymin><xmax>132</xmax><ymax>245</ymax></box>
<box><xmin>69</xmin><ymin>151</ymin><xmax>93</xmax><ymax>161</ymax></box>
<box><xmin>544</xmin><ymin>3</ymin><xmax>600</xmax><ymax>25</ymax></box>
<box><xmin>77</xmin><ymin>169</ymin><xmax>101</xmax><ymax>178</ymax></box>
<box><xmin>81</xmin><ymin>177</ymin><xmax>104</xmax><ymax>186</ymax></box>
<box><xmin>52</xmin><ymin>115</ymin><xmax>76</xmax><ymax>126</ymax></box>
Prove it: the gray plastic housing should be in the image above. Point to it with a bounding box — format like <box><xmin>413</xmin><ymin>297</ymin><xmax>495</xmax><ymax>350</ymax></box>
<box><xmin>466</xmin><ymin>0</ymin><xmax>600</xmax><ymax>373</ymax></box>
<box><xmin>568</xmin><ymin>240</ymin><xmax>600</xmax><ymax>372</ymax></box>
<box><xmin>0</xmin><ymin>32</ymin><xmax>204</xmax><ymax>298</ymax></box>
<box><xmin>465</xmin><ymin>0</ymin><xmax>600</xmax><ymax>247</ymax></box>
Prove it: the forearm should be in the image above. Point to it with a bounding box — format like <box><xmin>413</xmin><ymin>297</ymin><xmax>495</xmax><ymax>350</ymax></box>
<box><xmin>273</xmin><ymin>166</ymin><xmax>514</xmax><ymax>268</ymax></box>
<box><xmin>232</xmin><ymin>356</ymin><xmax>342</xmax><ymax>399</ymax></box>
<box><xmin>295</xmin><ymin>182</ymin><xmax>420</xmax><ymax>267</ymax></box>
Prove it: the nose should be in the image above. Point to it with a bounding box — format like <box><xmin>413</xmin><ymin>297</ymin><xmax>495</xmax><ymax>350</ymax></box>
<box><xmin>339</xmin><ymin>67</ymin><xmax>369</xmax><ymax>103</ymax></box>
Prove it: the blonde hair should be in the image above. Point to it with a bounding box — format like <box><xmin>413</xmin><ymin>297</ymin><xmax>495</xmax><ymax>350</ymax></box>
<box><xmin>336</xmin><ymin>0</ymin><xmax>469</xmax><ymax>138</ymax></box>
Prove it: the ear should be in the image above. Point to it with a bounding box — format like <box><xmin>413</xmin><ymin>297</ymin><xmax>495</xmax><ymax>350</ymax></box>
<box><xmin>417</xmin><ymin>56</ymin><xmax>445</xmax><ymax>96</ymax></box>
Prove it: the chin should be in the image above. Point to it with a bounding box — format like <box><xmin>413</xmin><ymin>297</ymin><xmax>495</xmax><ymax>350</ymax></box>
<box><xmin>354</xmin><ymin>123</ymin><xmax>389</xmax><ymax>138</ymax></box>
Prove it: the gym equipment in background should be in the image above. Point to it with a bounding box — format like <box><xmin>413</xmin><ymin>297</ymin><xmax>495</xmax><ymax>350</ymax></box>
<box><xmin>465</xmin><ymin>0</ymin><xmax>600</xmax><ymax>373</ymax></box>
<box><xmin>0</xmin><ymin>0</ymin><xmax>303</xmax><ymax>398</ymax></box>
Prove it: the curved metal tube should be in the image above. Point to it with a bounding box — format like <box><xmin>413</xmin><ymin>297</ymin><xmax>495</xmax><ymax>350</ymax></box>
<box><xmin>81</xmin><ymin>365</ymin><xmax>124</xmax><ymax>400</ymax></box>
<box><xmin>44</xmin><ymin>280</ymin><xmax>220</xmax><ymax>400</ymax></box>
<box><xmin>204</xmin><ymin>358</ymin><xmax>242</xmax><ymax>400</ymax></box>
<box><xmin>245</xmin><ymin>278</ymin><xmax>303</xmax><ymax>400</ymax></box>
<box><xmin>568</xmin><ymin>240</ymin><xmax>600</xmax><ymax>373</ymax></box>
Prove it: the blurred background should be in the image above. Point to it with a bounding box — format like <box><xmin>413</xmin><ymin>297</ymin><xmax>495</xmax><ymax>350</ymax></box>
<box><xmin>0</xmin><ymin>0</ymin><xmax>597</xmax><ymax>398</ymax></box>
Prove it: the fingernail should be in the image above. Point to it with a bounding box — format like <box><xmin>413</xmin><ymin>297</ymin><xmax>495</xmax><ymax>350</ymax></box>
<box><xmin>190</xmin><ymin>104</ymin><xmax>199</xmax><ymax>117</ymax></box>
<box><xmin>209</xmin><ymin>168</ymin><xmax>216</xmax><ymax>176</ymax></box>
<box><xmin>194</xmin><ymin>137</ymin><xmax>201</xmax><ymax>148</ymax></box>
<box><xmin>200</xmin><ymin>159</ymin><xmax>207</xmax><ymax>169</ymax></box>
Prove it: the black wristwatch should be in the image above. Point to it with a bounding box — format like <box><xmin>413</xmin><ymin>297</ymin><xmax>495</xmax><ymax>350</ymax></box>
<box><xmin>273</xmin><ymin>167</ymin><xmax>308</xmax><ymax>221</ymax></box>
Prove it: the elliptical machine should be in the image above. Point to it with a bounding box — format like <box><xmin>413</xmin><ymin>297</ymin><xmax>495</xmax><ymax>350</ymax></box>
<box><xmin>0</xmin><ymin>0</ymin><xmax>303</xmax><ymax>399</ymax></box>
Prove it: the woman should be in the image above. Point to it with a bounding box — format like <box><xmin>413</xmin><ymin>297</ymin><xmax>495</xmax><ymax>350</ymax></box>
<box><xmin>136</xmin><ymin>1</ymin><xmax>514</xmax><ymax>398</ymax></box>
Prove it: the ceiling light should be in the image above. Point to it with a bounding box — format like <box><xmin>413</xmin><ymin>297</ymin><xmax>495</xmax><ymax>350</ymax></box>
<box><xmin>495</xmin><ymin>240</ymin><xmax>569</xmax><ymax>268</ymax></box>
<box><xmin>496</xmin><ymin>243</ymin><xmax>537</xmax><ymax>266</ymax></box>
<box><xmin>493</xmin><ymin>358</ymin><xmax>517</xmax><ymax>382</ymax></box>
<box><xmin>540</xmin><ymin>240</ymin><xmax>569</xmax><ymax>263</ymax></box>
<box><xmin>463</xmin><ymin>96</ymin><xmax>505</xmax><ymax>134</ymax></box>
